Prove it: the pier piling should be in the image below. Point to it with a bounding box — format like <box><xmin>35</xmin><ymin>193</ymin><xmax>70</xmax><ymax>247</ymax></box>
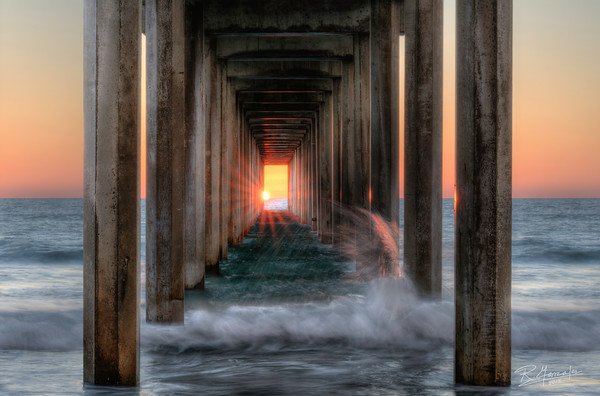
<box><xmin>83</xmin><ymin>0</ymin><xmax>512</xmax><ymax>387</ymax></box>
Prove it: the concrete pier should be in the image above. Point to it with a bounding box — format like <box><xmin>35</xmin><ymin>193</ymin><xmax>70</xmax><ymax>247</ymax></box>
<box><xmin>83</xmin><ymin>0</ymin><xmax>140</xmax><ymax>386</ymax></box>
<box><xmin>82</xmin><ymin>0</ymin><xmax>513</xmax><ymax>388</ymax></box>
<box><xmin>455</xmin><ymin>0</ymin><xmax>513</xmax><ymax>386</ymax></box>
<box><xmin>183</xmin><ymin>2</ymin><xmax>205</xmax><ymax>290</ymax></box>
<box><xmin>203</xmin><ymin>36</ymin><xmax>222</xmax><ymax>274</ymax></box>
<box><xmin>145</xmin><ymin>0</ymin><xmax>186</xmax><ymax>323</ymax></box>
<box><xmin>370</xmin><ymin>0</ymin><xmax>401</xmax><ymax>225</ymax></box>
<box><xmin>404</xmin><ymin>0</ymin><xmax>443</xmax><ymax>297</ymax></box>
<box><xmin>319</xmin><ymin>93</ymin><xmax>333</xmax><ymax>243</ymax></box>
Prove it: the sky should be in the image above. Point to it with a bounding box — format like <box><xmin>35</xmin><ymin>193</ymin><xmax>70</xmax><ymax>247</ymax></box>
<box><xmin>264</xmin><ymin>165</ymin><xmax>288</xmax><ymax>199</ymax></box>
<box><xmin>0</xmin><ymin>0</ymin><xmax>599</xmax><ymax>198</ymax></box>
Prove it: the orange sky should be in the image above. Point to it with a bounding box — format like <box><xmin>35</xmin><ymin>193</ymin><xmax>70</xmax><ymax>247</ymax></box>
<box><xmin>264</xmin><ymin>165</ymin><xmax>289</xmax><ymax>199</ymax></box>
<box><xmin>1</xmin><ymin>0</ymin><xmax>599</xmax><ymax>198</ymax></box>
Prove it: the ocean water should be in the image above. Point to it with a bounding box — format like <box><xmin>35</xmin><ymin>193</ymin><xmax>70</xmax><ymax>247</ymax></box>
<box><xmin>0</xmin><ymin>198</ymin><xmax>599</xmax><ymax>395</ymax></box>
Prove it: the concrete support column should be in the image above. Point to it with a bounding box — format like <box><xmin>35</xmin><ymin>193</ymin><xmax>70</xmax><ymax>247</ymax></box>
<box><xmin>289</xmin><ymin>158</ymin><xmax>292</xmax><ymax>212</ymax></box>
<box><xmin>145</xmin><ymin>0</ymin><xmax>185</xmax><ymax>323</ymax></box>
<box><xmin>319</xmin><ymin>95</ymin><xmax>333</xmax><ymax>243</ymax></box>
<box><xmin>294</xmin><ymin>154</ymin><xmax>298</xmax><ymax>215</ymax></box>
<box><xmin>288</xmin><ymin>162</ymin><xmax>292</xmax><ymax>212</ymax></box>
<box><xmin>183</xmin><ymin>1</ymin><xmax>205</xmax><ymax>290</ymax></box>
<box><xmin>300</xmin><ymin>133</ymin><xmax>310</xmax><ymax>224</ymax></box>
<box><xmin>229</xmin><ymin>95</ymin><xmax>241</xmax><ymax>245</ymax></box>
<box><xmin>250</xmin><ymin>143</ymin><xmax>255</xmax><ymax>217</ymax></box>
<box><xmin>455</xmin><ymin>0</ymin><xmax>512</xmax><ymax>387</ymax></box>
<box><xmin>240</xmin><ymin>120</ymin><xmax>248</xmax><ymax>233</ymax></box>
<box><xmin>298</xmin><ymin>144</ymin><xmax>303</xmax><ymax>221</ymax></box>
<box><xmin>339</xmin><ymin>34</ymin><xmax>371</xmax><ymax>234</ymax></box>
<box><xmin>299</xmin><ymin>142</ymin><xmax>302</xmax><ymax>219</ymax></box>
<box><xmin>340</xmin><ymin>61</ymin><xmax>355</xmax><ymax>217</ymax></box>
<box><xmin>355</xmin><ymin>35</ymin><xmax>371</xmax><ymax>210</ymax></box>
<box><xmin>332</xmin><ymin>79</ymin><xmax>342</xmax><ymax>243</ymax></box>
<box><xmin>404</xmin><ymin>0</ymin><xmax>443</xmax><ymax>297</ymax></box>
<box><xmin>83</xmin><ymin>0</ymin><xmax>140</xmax><ymax>385</ymax></box>
<box><xmin>311</xmin><ymin>123</ymin><xmax>318</xmax><ymax>231</ymax></box>
<box><xmin>246</xmin><ymin>125</ymin><xmax>252</xmax><ymax>230</ymax></box>
<box><xmin>260</xmin><ymin>159</ymin><xmax>264</xmax><ymax>211</ymax></box>
<box><xmin>220</xmin><ymin>73</ymin><xmax>233</xmax><ymax>259</ymax></box>
<box><xmin>299</xmin><ymin>144</ymin><xmax>304</xmax><ymax>222</ymax></box>
<box><xmin>203</xmin><ymin>36</ymin><xmax>221</xmax><ymax>274</ymax></box>
<box><xmin>252</xmin><ymin>143</ymin><xmax>255</xmax><ymax>218</ymax></box>
<box><xmin>247</xmin><ymin>134</ymin><xmax>254</xmax><ymax>223</ymax></box>
<box><xmin>370</xmin><ymin>0</ymin><xmax>401</xmax><ymax>224</ymax></box>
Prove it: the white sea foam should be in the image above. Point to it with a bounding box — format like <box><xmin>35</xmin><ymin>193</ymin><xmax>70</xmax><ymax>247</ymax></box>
<box><xmin>140</xmin><ymin>278</ymin><xmax>600</xmax><ymax>353</ymax></box>
<box><xmin>2</xmin><ymin>279</ymin><xmax>600</xmax><ymax>353</ymax></box>
<box><xmin>142</xmin><ymin>278</ymin><xmax>452</xmax><ymax>352</ymax></box>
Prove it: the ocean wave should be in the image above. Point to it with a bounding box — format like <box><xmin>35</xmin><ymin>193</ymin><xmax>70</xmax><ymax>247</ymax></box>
<box><xmin>143</xmin><ymin>278</ymin><xmax>453</xmax><ymax>352</ymax></box>
<box><xmin>513</xmin><ymin>310</ymin><xmax>600</xmax><ymax>351</ymax></box>
<box><xmin>143</xmin><ymin>279</ymin><xmax>600</xmax><ymax>354</ymax></box>
<box><xmin>0</xmin><ymin>310</ymin><xmax>82</xmax><ymax>351</ymax></box>
<box><xmin>516</xmin><ymin>248</ymin><xmax>600</xmax><ymax>264</ymax></box>
<box><xmin>0</xmin><ymin>247</ymin><xmax>82</xmax><ymax>264</ymax></box>
<box><xmin>2</xmin><ymin>279</ymin><xmax>600</xmax><ymax>354</ymax></box>
<box><xmin>513</xmin><ymin>238</ymin><xmax>600</xmax><ymax>264</ymax></box>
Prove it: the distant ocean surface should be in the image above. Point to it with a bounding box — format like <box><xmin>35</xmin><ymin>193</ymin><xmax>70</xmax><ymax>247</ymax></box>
<box><xmin>1</xmin><ymin>199</ymin><xmax>599</xmax><ymax>394</ymax></box>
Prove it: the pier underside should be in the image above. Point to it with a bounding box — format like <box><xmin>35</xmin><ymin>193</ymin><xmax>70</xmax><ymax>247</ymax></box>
<box><xmin>83</xmin><ymin>0</ymin><xmax>512</xmax><ymax>388</ymax></box>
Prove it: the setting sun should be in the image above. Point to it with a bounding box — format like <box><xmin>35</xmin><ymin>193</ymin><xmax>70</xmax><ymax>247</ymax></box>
<box><xmin>262</xmin><ymin>191</ymin><xmax>270</xmax><ymax>201</ymax></box>
<box><xmin>263</xmin><ymin>165</ymin><xmax>288</xmax><ymax>200</ymax></box>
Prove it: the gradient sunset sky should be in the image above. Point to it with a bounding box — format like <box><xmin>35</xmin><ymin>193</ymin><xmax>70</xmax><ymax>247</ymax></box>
<box><xmin>1</xmin><ymin>0</ymin><xmax>599</xmax><ymax>198</ymax></box>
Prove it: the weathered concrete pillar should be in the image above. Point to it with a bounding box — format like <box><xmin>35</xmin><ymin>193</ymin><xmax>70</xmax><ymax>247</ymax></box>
<box><xmin>243</xmin><ymin>125</ymin><xmax>251</xmax><ymax>230</ymax></box>
<box><xmin>240</xmin><ymin>119</ymin><xmax>248</xmax><ymax>232</ymax></box>
<box><xmin>183</xmin><ymin>1</ymin><xmax>205</xmax><ymax>290</ymax></box>
<box><xmin>355</xmin><ymin>35</ymin><xmax>371</xmax><ymax>210</ymax></box>
<box><xmin>332</xmin><ymin>79</ymin><xmax>342</xmax><ymax>244</ymax></box>
<box><xmin>220</xmin><ymin>71</ymin><xmax>233</xmax><ymax>259</ymax></box>
<box><xmin>340</xmin><ymin>34</ymin><xmax>371</xmax><ymax>225</ymax></box>
<box><xmin>250</xmin><ymin>143</ymin><xmax>255</xmax><ymax>217</ymax></box>
<box><xmin>311</xmin><ymin>122</ymin><xmax>318</xmax><ymax>231</ymax></box>
<box><xmin>319</xmin><ymin>95</ymin><xmax>333</xmax><ymax>243</ymax></box>
<box><xmin>340</xmin><ymin>61</ymin><xmax>355</xmax><ymax>217</ymax></box>
<box><xmin>203</xmin><ymin>36</ymin><xmax>222</xmax><ymax>274</ymax></box>
<box><xmin>238</xmin><ymin>105</ymin><xmax>245</xmax><ymax>240</ymax></box>
<box><xmin>255</xmin><ymin>146</ymin><xmax>259</xmax><ymax>216</ymax></box>
<box><xmin>296</xmin><ymin>148</ymin><xmax>301</xmax><ymax>218</ymax></box>
<box><xmin>296</xmin><ymin>151</ymin><xmax>300</xmax><ymax>216</ymax></box>
<box><xmin>288</xmin><ymin>159</ymin><xmax>292</xmax><ymax>212</ymax></box>
<box><xmin>229</xmin><ymin>95</ymin><xmax>241</xmax><ymax>245</ymax></box>
<box><xmin>303</xmin><ymin>133</ymin><xmax>310</xmax><ymax>224</ymax></box>
<box><xmin>146</xmin><ymin>0</ymin><xmax>185</xmax><ymax>323</ymax></box>
<box><xmin>288</xmin><ymin>163</ymin><xmax>292</xmax><ymax>212</ymax></box>
<box><xmin>455</xmin><ymin>0</ymin><xmax>512</xmax><ymax>387</ymax></box>
<box><xmin>370</xmin><ymin>0</ymin><xmax>401</xmax><ymax>224</ymax></box>
<box><xmin>83</xmin><ymin>0</ymin><xmax>140</xmax><ymax>386</ymax></box>
<box><xmin>404</xmin><ymin>0</ymin><xmax>443</xmax><ymax>297</ymax></box>
<box><xmin>301</xmin><ymin>141</ymin><xmax>305</xmax><ymax>222</ymax></box>
<box><xmin>296</xmin><ymin>142</ymin><xmax>304</xmax><ymax>223</ymax></box>
<box><xmin>252</xmin><ymin>144</ymin><xmax>256</xmax><ymax>218</ymax></box>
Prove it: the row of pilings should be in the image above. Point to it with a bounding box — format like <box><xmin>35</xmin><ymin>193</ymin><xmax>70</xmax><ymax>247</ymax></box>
<box><xmin>83</xmin><ymin>0</ymin><xmax>512</xmax><ymax>388</ymax></box>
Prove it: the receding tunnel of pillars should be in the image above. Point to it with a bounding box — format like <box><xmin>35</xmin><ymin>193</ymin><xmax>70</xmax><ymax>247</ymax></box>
<box><xmin>84</xmin><ymin>0</ymin><xmax>512</xmax><ymax>389</ymax></box>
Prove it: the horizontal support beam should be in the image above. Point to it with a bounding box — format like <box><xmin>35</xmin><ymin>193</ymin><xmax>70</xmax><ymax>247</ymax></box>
<box><xmin>217</xmin><ymin>35</ymin><xmax>353</xmax><ymax>59</ymax></box>
<box><xmin>243</xmin><ymin>103</ymin><xmax>320</xmax><ymax>111</ymax></box>
<box><xmin>245</xmin><ymin>110</ymin><xmax>317</xmax><ymax>118</ymax></box>
<box><xmin>250</xmin><ymin>123</ymin><xmax>310</xmax><ymax>129</ymax></box>
<box><xmin>247</xmin><ymin>117</ymin><xmax>313</xmax><ymax>124</ymax></box>
<box><xmin>238</xmin><ymin>92</ymin><xmax>324</xmax><ymax>103</ymax></box>
<box><xmin>203</xmin><ymin>0</ymin><xmax>369</xmax><ymax>34</ymax></box>
<box><xmin>233</xmin><ymin>79</ymin><xmax>333</xmax><ymax>92</ymax></box>
<box><xmin>251</xmin><ymin>129</ymin><xmax>308</xmax><ymax>134</ymax></box>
